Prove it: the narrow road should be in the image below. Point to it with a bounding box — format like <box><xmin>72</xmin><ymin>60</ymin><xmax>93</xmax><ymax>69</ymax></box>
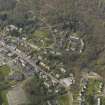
<box><xmin>0</xmin><ymin>40</ymin><xmax>68</xmax><ymax>88</ymax></box>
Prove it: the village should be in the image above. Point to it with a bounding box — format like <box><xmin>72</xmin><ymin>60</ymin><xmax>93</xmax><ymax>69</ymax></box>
<box><xmin>0</xmin><ymin>24</ymin><xmax>104</xmax><ymax>105</ymax></box>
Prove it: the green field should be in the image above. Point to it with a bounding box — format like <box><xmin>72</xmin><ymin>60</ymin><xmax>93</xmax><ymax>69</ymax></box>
<box><xmin>58</xmin><ymin>92</ymin><xmax>73</xmax><ymax>105</ymax></box>
<box><xmin>87</xmin><ymin>79</ymin><xmax>102</xmax><ymax>95</ymax></box>
<box><xmin>0</xmin><ymin>91</ymin><xmax>8</xmax><ymax>105</ymax></box>
<box><xmin>85</xmin><ymin>79</ymin><xmax>103</xmax><ymax>105</ymax></box>
<box><xmin>0</xmin><ymin>65</ymin><xmax>10</xmax><ymax>76</ymax></box>
<box><xmin>0</xmin><ymin>65</ymin><xmax>11</xmax><ymax>105</ymax></box>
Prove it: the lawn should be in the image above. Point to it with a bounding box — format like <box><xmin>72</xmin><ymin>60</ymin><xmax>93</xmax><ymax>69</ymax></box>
<box><xmin>0</xmin><ymin>65</ymin><xmax>11</xmax><ymax>76</ymax></box>
<box><xmin>32</xmin><ymin>29</ymin><xmax>49</xmax><ymax>38</ymax></box>
<box><xmin>1</xmin><ymin>91</ymin><xmax>8</xmax><ymax>105</ymax></box>
<box><xmin>58</xmin><ymin>92</ymin><xmax>73</xmax><ymax>105</ymax></box>
<box><xmin>59</xmin><ymin>95</ymin><xmax>70</xmax><ymax>105</ymax></box>
<box><xmin>101</xmin><ymin>97</ymin><xmax>105</xmax><ymax>104</ymax></box>
<box><xmin>0</xmin><ymin>65</ymin><xmax>11</xmax><ymax>88</ymax></box>
<box><xmin>85</xmin><ymin>79</ymin><xmax>103</xmax><ymax>105</ymax></box>
<box><xmin>28</xmin><ymin>29</ymin><xmax>53</xmax><ymax>48</ymax></box>
<box><xmin>87</xmin><ymin>79</ymin><xmax>102</xmax><ymax>95</ymax></box>
<box><xmin>0</xmin><ymin>90</ymin><xmax>8</xmax><ymax>105</ymax></box>
<box><xmin>0</xmin><ymin>65</ymin><xmax>11</xmax><ymax>105</ymax></box>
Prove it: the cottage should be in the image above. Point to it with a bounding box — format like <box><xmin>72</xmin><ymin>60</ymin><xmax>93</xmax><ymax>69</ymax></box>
<box><xmin>44</xmin><ymin>82</ymin><xmax>50</xmax><ymax>88</ymax></box>
<box><xmin>60</xmin><ymin>77</ymin><xmax>74</xmax><ymax>87</ymax></box>
<box><xmin>60</xmin><ymin>68</ymin><xmax>66</xmax><ymax>73</ymax></box>
<box><xmin>6</xmin><ymin>25</ymin><xmax>18</xmax><ymax>32</ymax></box>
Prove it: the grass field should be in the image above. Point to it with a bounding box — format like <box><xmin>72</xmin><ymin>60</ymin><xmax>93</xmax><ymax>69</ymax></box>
<box><xmin>87</xmin><ymin>79</ymin><xmax>102</xmax><ymax>95</ymax></box>
<box><xmin>0</xmin><ymin>65</ymin><xmax>10</xmax><ymax>76</ymax></box>
<box><xmin>0</xmin><ymin>91</ymin><xmax>8</xmax><ymax>105</ymax></box>
<box><xmin>0</xmin><ymin>65</ymin><xmax>11</xmax><ymax>105</ymax></box>
<box><xmin>58</xmin><ymin>91</ymin><xmax>73</xmax><ymax>105</ymax></box>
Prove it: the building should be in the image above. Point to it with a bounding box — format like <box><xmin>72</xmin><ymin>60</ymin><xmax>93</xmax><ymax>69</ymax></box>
<box><xmin>60</xmin><ymin>77</ymin><xmax>75</xmax><ymax>87</ymax></box>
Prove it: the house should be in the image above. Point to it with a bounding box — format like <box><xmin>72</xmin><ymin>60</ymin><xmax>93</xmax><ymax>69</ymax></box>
<box><xmin>7</xmin><ymin>52</ymin><xmax>14</xmax><ymax>57</ymax></box>
<box><xmin>88</xmin><ymin>72</ymin><xmax>102</xmax><ymax>79</ymax></box>
<box><xmin>60</xmin><ymin>68</ymin><xmax>66</xmax><ymax>73</ymax></box>
<box><xmin>20</xmin><ymin>59</ymin><xmax>26</xmax><ymax>67</ymax></box>
<box><xmin>60</xmin><ymin>77</ymin><xmax>75</xmax><ymax>87</ymax></box>
<box><xmin>23</xmin><ymin>63</ymin><xmax>35</xmax><ymax>77</ymax></box>
<box><xmin>47</xmin><ymin>101</ymin><xmax>52</xmax><ymax>105</ymax></box>
<box><xmin>8</xmin><ymin>43</ymin><xmax>17</xmax><ymax>50</ymax></box>
<box><xmin>62</xmin><ymin>34</ymin><xmax>84</xmax><ymax>53</ymax></box>
<box><xmin>44</xmin><ymin>82</ymin><xmax>50</xmax><ymax>88</ymax></box>
<box><xmin>55</xmin><ymin>74</ymin><xmax>60</xmax><ymax>78</ymax></box>
<box><xmin>5</xmin><ymin>25</ymin><xmax>18</xmax><ymax>32</ymax></box>
<box><xmin>39</xmin><ymin>62</ymin><xmax>50</xmax><ymax>70</ymax></box>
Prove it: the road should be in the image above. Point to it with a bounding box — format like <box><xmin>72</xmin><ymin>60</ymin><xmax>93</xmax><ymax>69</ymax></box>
<box><xmin>0</xmin><ymin>40</ymin><xmax>68</xmax><ymax>88</ymax></box>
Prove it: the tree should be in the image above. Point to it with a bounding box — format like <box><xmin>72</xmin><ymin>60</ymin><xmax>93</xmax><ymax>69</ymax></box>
<box><xmin>22</xmin><ymin>75</ymin><xmax>48</xmax><ymax>105</ymax></box>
